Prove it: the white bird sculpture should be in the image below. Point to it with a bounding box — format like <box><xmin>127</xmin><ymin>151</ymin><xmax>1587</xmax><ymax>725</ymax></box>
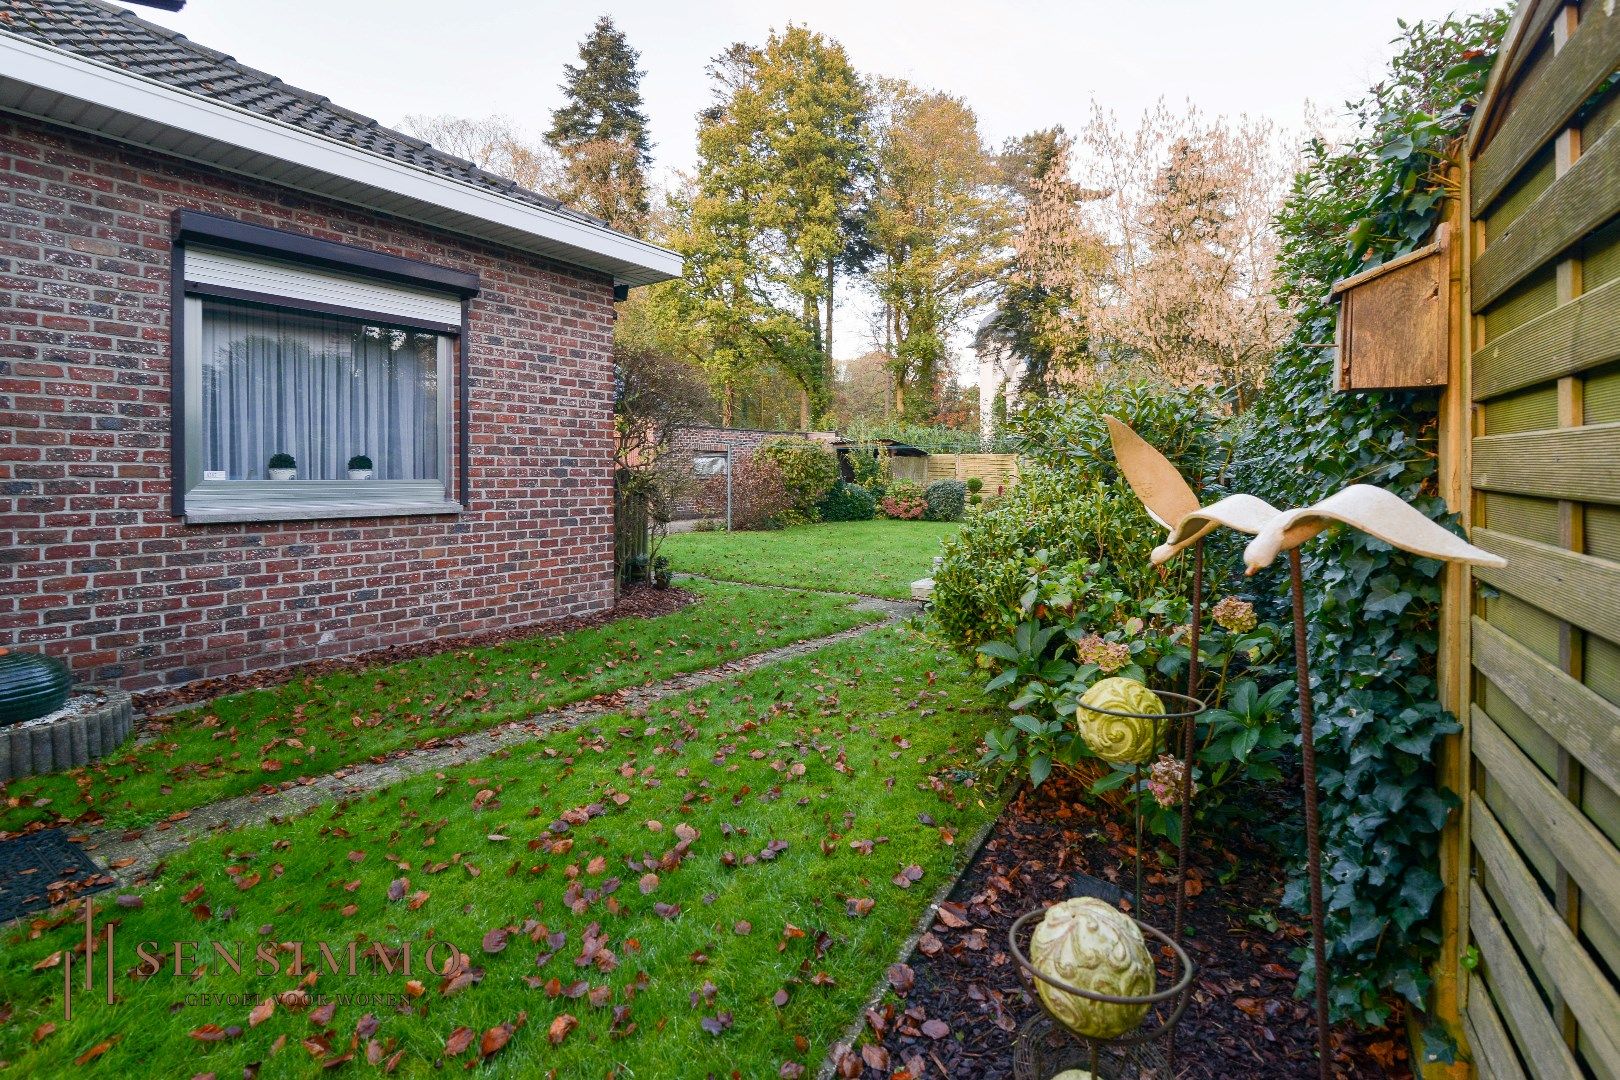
<box><xmin>1241</xmin><ymin>483</ymin><xmax>1505</xmax><ymax>573</ymax></box>
<box><xmin>1103</xmin><ymin>416</ymin><xmax>1280</xmax><ymax>563</ymax></box>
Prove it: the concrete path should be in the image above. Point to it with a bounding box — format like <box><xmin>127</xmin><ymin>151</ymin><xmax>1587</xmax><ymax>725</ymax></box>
<box><xmin>87</xmin><ymin>598</ymin><xmax>920</xmax><ymax>884</ymax></box>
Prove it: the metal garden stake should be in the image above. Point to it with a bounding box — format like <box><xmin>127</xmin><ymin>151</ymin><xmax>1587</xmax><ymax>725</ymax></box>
<box><xmin>1242</xmin><ymin>483</ymin><xmax>1506</xmax><ymax>1079</ymax></box>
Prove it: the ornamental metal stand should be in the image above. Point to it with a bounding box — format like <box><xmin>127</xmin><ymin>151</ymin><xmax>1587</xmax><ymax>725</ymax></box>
<box><xmin>1027</xmin><ymin>685</ymin><xmax>1203</xmax><ymax>1078</ymax></box>
<box><xmin>1009</xmin><ymin>909</ymin><xmax>1195</xmax><ymax>1080</ymax></box>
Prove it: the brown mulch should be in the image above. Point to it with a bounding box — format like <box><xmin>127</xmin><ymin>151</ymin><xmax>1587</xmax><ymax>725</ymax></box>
<box><xmin>132</xmin><ymin>585</ymin><xmax>697</xmax><ymax>716</ymax></box>
<box><xmin>855</xmin><ymin>770</ymin><xmax>1413</xmax><ymax>1079</ymax></box>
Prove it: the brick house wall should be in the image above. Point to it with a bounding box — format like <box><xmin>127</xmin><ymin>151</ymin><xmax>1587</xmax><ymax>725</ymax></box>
<box><xmin>0</xmin><ymin>114</ymin><xmax>619</xmax><ymax>690</ymax></box>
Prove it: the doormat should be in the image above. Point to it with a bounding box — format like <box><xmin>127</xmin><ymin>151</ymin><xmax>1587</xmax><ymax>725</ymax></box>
<box><xmin>0</xmin><ymin>830</ymin><xmax>114</xmax><ymax>923</ymax></box>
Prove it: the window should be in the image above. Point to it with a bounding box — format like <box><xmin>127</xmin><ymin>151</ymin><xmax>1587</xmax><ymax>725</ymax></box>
<box><xmin>174</xmin><ymin>229</ymin><xmax>474</xmax><ymax>524</ymax></box>
<box><xmin>691</xmin><ymin>452</ymin><xmax>729</xmax><ymax>477</ymax></box>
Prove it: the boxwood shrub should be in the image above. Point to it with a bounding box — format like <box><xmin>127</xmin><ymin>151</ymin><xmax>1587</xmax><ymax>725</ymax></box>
<box><xmin>818</xmin><ymin>480</ymin><xmax>877</xmax><ymax>522</ymax></box>
<box><xmin>923</xmin><ymin>479</ymin><xmax>966</xmax><ymax>522</ymax></box>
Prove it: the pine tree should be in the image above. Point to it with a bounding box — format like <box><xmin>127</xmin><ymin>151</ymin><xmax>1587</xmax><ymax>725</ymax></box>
<box><xmin>547</xmin><ymin>15</ymin><xmax>653</xmax><ymax>233</ymax></box>
<box><xmin>989</xmin><ymin>128</ymin><xmax>1104</xmax><ymax>394</ymax></box>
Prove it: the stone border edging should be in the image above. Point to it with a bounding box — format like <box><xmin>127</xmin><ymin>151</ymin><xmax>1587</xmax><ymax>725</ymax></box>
<box><xmin>0</xmin><ymin>691</ymin><xmax>133</xmax><ymax>782</ymax></box>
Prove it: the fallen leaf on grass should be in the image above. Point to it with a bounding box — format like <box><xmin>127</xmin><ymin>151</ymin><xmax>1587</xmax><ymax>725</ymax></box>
<box><xmin>548</xmin><ymin>1013</ymin><xmax>578</xmax><ymax>1045</ymax></box>
<box><xmin>444</xmin><ymin>1026</ymin><xmax>475</xmax><ymax>1057</ymax></box>
<box><xmin>886</xmin><ymin>963</ymin><xmax>915</xmax><ymax>995</ymax></box>
<box><xmin>74</xmin><ymin>1036</ymin><xmax>120</xmax><ymax>1065</ymax></box>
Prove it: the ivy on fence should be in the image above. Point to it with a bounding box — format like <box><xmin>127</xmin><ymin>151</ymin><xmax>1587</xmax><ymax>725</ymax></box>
<box><xmin>1230</xmin><ymin>9</ymin><xmax>1509</xmax><ymax>1027</ymax></box>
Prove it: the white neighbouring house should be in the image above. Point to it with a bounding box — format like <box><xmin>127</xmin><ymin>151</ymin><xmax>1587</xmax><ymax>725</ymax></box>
<box><xmin>974</xmin><ymin>312</ymin><xmax>1021</xmax><ymax>444</ymax></box>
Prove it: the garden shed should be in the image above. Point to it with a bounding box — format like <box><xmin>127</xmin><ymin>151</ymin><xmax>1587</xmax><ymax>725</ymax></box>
<box><xmin>830</xmin><ymin>437</ymin><xmax>930</xmax><ymax>485</ymax></box>
<box><xmin>1416</xmin><ymin>0</ymin><xmax>1620</xmax><ymax>1073</ymax></box>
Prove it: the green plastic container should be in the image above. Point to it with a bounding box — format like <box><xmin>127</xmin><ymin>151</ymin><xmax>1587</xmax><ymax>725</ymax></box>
<box><xmin>0</xmin><ymin>651</ymin><xmax>72</xmax><ymax>727</ymax></box>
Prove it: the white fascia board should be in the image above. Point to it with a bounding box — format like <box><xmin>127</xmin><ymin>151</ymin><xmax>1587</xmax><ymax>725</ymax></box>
<box><xmin>0</xmin><ymin>32</ymin><xmax>682</xmax><ymax>285</ymax></box>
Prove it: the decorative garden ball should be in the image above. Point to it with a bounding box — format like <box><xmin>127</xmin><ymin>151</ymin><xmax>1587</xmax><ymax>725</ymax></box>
<box><xmin>1048</xmin><ymin>1072</ymin><xmax>1096</xmax><ymax>1080</ymax></box>
<box><xmin>1030</xmin><ymin>898</ymin><xmax>1154</xmax><ymax>1039</ymax></box>
<box><xmin>1076</xmin><ymin>677</ymin><xmax>1165</xmax><ymax>764</ymax></box>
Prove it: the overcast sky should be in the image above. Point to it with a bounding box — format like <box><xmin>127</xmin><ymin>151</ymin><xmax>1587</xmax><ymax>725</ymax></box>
<box><xmin>122</xmin><ymin>0</ymin><xmax>1498</xmax><ymax>370</ymax></box>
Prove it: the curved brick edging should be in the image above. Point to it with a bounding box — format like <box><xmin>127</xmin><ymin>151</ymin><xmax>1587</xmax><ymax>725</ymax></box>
<box><xmin>0</xmin><ymin>691</ymin><xmax>133</xmax><ymax>782</ymax></box>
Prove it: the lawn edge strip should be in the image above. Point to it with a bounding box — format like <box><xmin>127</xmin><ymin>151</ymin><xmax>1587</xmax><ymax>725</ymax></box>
<box><xmin>813</xmin><ymin>779</ymin><xmax>1017</xmax><ymax>1080</ymax></box>
<box><xmin>80</xmin><ymin>614</ymin><xmax>913</xmax><ymax>891</ymax></box>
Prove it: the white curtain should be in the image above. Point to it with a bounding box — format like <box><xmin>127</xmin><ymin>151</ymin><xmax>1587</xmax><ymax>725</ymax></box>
<box><xmin>199</xmin><ymin>299</ymin><xmax>440</xmax><ymax>481</ymax></box>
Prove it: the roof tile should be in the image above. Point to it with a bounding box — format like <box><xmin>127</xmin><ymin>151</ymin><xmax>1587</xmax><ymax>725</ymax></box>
<box><xmin>0</xmin><ymin>0</ymin><xmax>605</xmax><ymax>227</ymax></box>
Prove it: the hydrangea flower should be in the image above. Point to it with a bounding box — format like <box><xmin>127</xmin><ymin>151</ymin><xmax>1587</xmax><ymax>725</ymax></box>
<box><xmin>1211</xmin><ymin>596</ymin><xmax>1257</xmax><ymax>633</ymax></box>
<box><xmin>1146</xmin><ymin>754</ymin><xmax>1196</xmax><ymax>808</ymax></box>
<box><xmin>1075</xmin><ymin>635</ymin><xmax>1130</xmax><ymax>674</ymax></box>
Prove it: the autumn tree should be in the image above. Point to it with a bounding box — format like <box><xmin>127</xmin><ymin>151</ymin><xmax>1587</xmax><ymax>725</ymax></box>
<box><xmin>1079</xmin><ymin>103</ymin><xmax>1292</xmax><ymax>407</ymax></box>
<box><xmin>547</xmin><ymin>15</ymin><xmax>654</xmax><ymax>234</ymax></box>
<box><xmin>988</xmin><ymin>127</ymin><xmax>1106</xmax><ymax>394</ymax></box>
<box><xmin>832</xmin><ymin>350</ymin><xmax>898</xmax><ymax>425</ymax></box>
<box><xmin>866</xmin><ymin>79</ymin><xmax>1010</xmax><ymax>420</ymax></box>
<box><xmin>397</xmin><ymin>113</ymin><xmax>558</xmax><ymax>193</ymax></box>
<box><xmin>675</xmin><ymin>27</ymin><xmax>867</xmax><ymax>428</ymax></box>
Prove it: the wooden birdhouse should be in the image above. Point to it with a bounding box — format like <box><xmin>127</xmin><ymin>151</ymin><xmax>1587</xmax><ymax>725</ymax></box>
<box><xmin>1330</xmin><ymin>225</ymin><xmax>1450</xmax><ymax>392</ymax></box>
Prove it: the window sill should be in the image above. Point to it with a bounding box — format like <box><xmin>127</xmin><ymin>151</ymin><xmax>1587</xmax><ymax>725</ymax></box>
<box><xmin>184</xmin><ymin>497</ymin><xmax>463</xmax><ymax>525</ymax></box>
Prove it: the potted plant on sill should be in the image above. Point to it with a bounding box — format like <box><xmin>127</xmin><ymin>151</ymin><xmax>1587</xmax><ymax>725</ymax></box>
<box><xmin>267</xmin><ymin>453</ymin><xmax>297</xmax><ymax>481</ymax></box>
<box><xmin>347</xmin><ymin>454</ymin><xmax>374</xmax><ymax>480</ymax></box>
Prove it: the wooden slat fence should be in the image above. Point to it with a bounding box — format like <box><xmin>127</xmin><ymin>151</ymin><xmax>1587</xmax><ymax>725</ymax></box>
<box><xmin>614</xmin><ymin>481</ymin><xmax>650</xmax><ymax>587</ymax></box>
<box><xmin>922</xmin><ymin>453</ymin><xmax>1020</xmax><ymax>491</ymax></box>
<box><xmin>1451</xmin><ymin>2</ymin><xmax>1620</xmax><ymax>1075</ymax></box>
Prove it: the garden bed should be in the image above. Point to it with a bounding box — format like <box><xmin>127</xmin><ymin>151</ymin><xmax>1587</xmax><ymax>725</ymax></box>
<box><xmin>849</xmin><ymin>769</ymin><xmax>1414</xmax><ymax>1079</ymax></box>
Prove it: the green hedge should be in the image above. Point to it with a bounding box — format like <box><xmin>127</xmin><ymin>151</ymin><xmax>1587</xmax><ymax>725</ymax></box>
<box><xmin>1227</xmin><ymin>9</ymin><xmax>1509</xmax><ymax>1031</ymax></box>
<box><xmin>818</xmin><ymin>481</ymin><xmax>877</xmax><ymax>521</ymax></box>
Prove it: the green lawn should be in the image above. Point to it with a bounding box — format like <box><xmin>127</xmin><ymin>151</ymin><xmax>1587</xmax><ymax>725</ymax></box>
<box><xmin>0</xmin><ymin>626</ymin><xmax>1001</xmax><ymax>1079</ymax></box>
<box><xmin>662</xmin><ymin>519</ymin><xmax>960</xmax><ymax>598</ymax></box>
<box><xmin>0</xmin><ymin>580</ymin><xmax>879</xmax><ymax>836</ymax></box>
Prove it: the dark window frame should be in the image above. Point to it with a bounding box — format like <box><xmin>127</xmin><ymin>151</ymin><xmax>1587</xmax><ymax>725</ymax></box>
<box><xmin>168</xmin><ymin>212</ymin><xmax>479</xmax><ymax>520</ymax></box>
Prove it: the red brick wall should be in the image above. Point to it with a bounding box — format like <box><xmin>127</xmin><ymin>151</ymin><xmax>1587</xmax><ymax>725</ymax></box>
<box><xmin>0</xmin><ymin>114</ymin><xmax>618</xmax><ymax>690</ymax></box>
